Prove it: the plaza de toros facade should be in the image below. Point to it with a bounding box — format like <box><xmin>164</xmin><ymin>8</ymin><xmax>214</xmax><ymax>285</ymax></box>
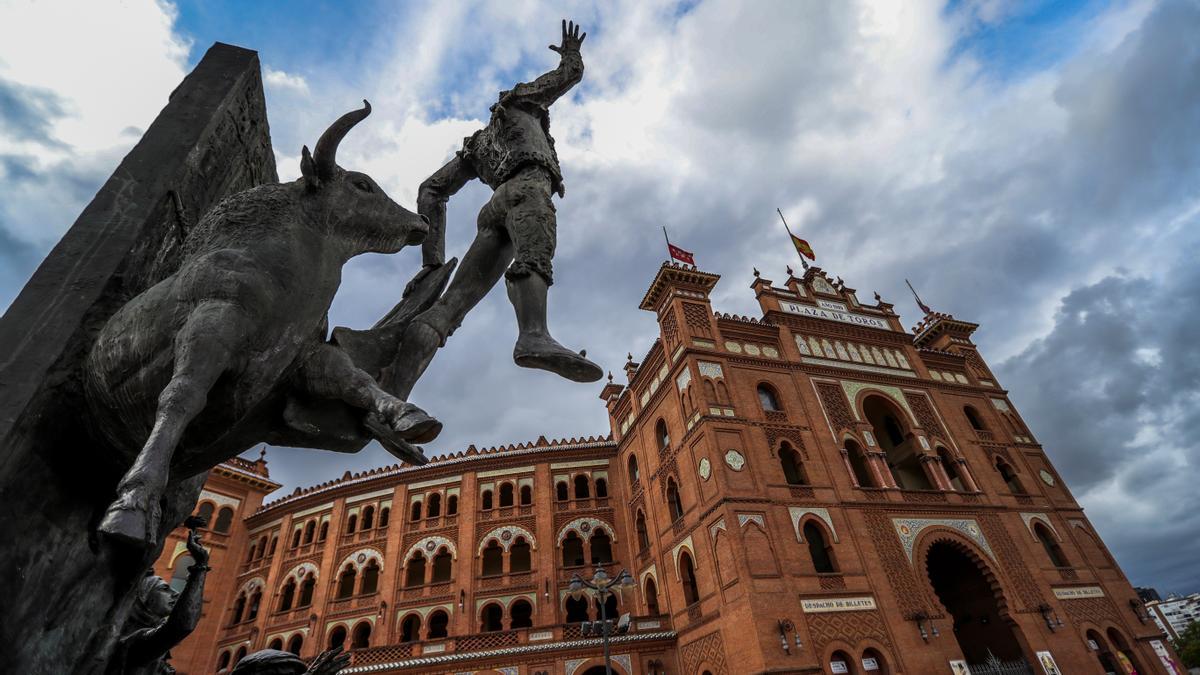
<box><xmin>156</xmin><ymin>262</ymin><xmax>1182</xmax><ymax>674</ymax></box>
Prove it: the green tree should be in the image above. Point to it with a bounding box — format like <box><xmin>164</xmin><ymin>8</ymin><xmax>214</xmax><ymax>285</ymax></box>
<box><xmin>1172</xmin><ymin>621</ymin><xmax>1200</xmax><ymax>668</ymax></box>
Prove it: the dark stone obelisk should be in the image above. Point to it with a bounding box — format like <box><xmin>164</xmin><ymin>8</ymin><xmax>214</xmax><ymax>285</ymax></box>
<box><xmin>0</xmin><ymin>43</ymin><xmax>277</xmax><ymax>674</ymax></box>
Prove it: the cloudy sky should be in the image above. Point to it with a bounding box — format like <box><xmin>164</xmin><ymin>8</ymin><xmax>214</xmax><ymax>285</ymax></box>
<box><xmin>2</xmin><ymin>0</ymin><xmax>1198</xmax><ymax>593</ymax></box>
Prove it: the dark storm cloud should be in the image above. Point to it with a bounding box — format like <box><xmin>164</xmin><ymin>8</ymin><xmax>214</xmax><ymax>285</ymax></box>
<box><xmin>0</xmin><ymin>76</ymin><xmax>67</xmax><ymax>147</ymax></box>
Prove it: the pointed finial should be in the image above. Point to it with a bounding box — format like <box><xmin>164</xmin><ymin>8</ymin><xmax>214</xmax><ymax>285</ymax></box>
<box><xmin>874</xmin><ymin>290</ymin><xmax>882</xmax><ymax>302</ymax></box>
<box><xmin>753</xmin><ymin>267</ymin><xmax>760</xmax><ymax>278</ymax></box>
<box><xmin>786</xmin><ymin>265</ymin><xmax>793</xmax><ymax>277</ymax></box>
<box><xmin>259</xmin><ymin>446</ymin><xmax>267</xmax><ymax>460</ymax></box>
<box><xmin>801</xmin><ymin>258</ymin><xmax>810</xmax><ymax>271</ymax></box>
<box><xmin>836</xmin><ymin>276</ymin><xmax>844</xmax><ymax>288</ymax></box>
<box><xmin>626</xmin><ymin>352</ymin><xmax>633</xmax><ymax>362</ymax></box>
<box><xmin>607</xmin><ymin>371</ymin><xmax>614</xmax><ymax>383</ymax></box>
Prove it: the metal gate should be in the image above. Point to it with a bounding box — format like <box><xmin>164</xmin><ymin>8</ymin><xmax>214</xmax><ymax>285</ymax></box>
<box><xmin>968</xmin><ymin>653</ymin><xmax>1036</xmax><ymax>675</ymax></box>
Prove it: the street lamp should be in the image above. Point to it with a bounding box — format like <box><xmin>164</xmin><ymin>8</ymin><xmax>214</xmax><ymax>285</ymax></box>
<box><xmin>569</xmin><ymin>565</ymin><xmax>635</xmax><ymax>675</ymax></box>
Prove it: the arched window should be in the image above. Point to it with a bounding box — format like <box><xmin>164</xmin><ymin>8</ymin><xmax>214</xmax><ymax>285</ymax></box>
<box><xmin>336</xmin><ymin>565</ymin><xmax>357</xmax><ymax>599</ymax></box>
<box><xmin>298</xmin><ymin>575</ymin><xmax>315</xmax><ymax>607</ymax></box>
<box><xmin>1034</xmin><ymin>523</ymin><xmax>1068</xmax><ymax>567</ymax></box>
<box><xmin>278</xmin><ymin>578</ymin><xmax>296</xmax><ymax>612</ymax></box>
<box><xmin>480</xmin><ymin>603</ymin><xmax>504</xmax><ymax>632</ymax></box>
<box><xmin>757</xmin><ymin>384</ymin><xmax>781</xmax><ymax>411</ymax></box>
<box><xmin>410</xmin><ymin>500</ymin><xmax>422</xmax><ymax>521</ymax></box>
<box><xmin>431</xmin><ymin>547</ymin><xmax>453</xmax><ymax>583</ymax></box>
<box><xmin>318</xmin><ymin>522</ymin><xmax>328</xmax><ymax>542</ymax></box>
<box><xmin>519</xmin><ymin>485</ymin><xmax>532</xmax><ymax>505</ymax></box>
<box><xmin>804</xmin><ymin>521</ymin><xmax>837</xmax><ymax>573</ymax></box>
<box><xmin>864</xmin><ymin>395</ymin><xmax>932</xmax><ymax>490</ymax></box>
<box><xmin>231</xmin><ymin>594</ymin><xmax>246</xmax><ymax>625</ymax></box>
<box><xmin>405</xmin><ymin>553</ymin><xmax>426</xmax><ymax>587</ymax></box>
<box><xmin>573</xmin><ymin>475</ymin><xmax>591</xmax><ymax>499</ymax></box>
<box><xmin>256</xmin><ymin>535</ymin><xmax>268</xmax><ymax>559</ymax></box>
<box><xmin>499</xmin><ymin>482</ymin><xmax>515</xmax><ymax>507</ymax></box>
<box><xmin>350</xmin><ymin>621</ymin><xmax>371</xmax><ymax>649</ymax></box>
<box><xmin>400</xmin><ymin>614</ymin><xmax>421</xmax><ymax>643</ymax></box>
<box><xmin>269</xmin><ymin>536</ymin><xmax>278</xmax><ymax>555</ymax></box>
<box><xmin>345</xmin><ymin>514</ymin><xmax>357</xmax><ymax>534</ymax></box>
<box><xmin>286</xmin><ymin>634</ymin><xmax>303</xmax><ymax>656</ymax></box>
<box><xmin>964</xmin><ymin>405</ymin><xmax>987</xmax><ymax>431</ymax></box>
<box><xmin>246</xmin><ymin>589</ymin><xmax>261</xmax><ymax>620</ymax></box>
<box><xmin>830</xmin><ymin>650</ymin><xmax>854</xmax><ymax>675</ymax></box>
<box><xmin>562</xmin><ymin>532</ymin><xmax>585</xmax><ymax>567</ymax></box>
<box><xmin>555</xmin><ymin>481</ymin><xmax>569</xmax><ymax>501</ymax></box>
<box><xmin>591</xmin><ymin>529</ymin><xmax>613</xmax><ymax>564</ymax></box>
<box><xmin>627</xmin><ymin>454</ymin><xmax>640</xmax><ymax>488</ymax></box>
<box><xmin>656</xmin><ymin>419</ymin><xmax>670</xmax><ymax>452</ymax></box>
<box><xmin>679</xmin><ymin>552</ymin><xmax>700</xmax><ymax>605</ymax></box>
<box><xmin>845</xmin><ymin>439</ymin><xmax>875</xmax><ymax>488</ymax></box>
<box><xmin>938</xmin><ymin>447</ymin><xmax>965</xmax><ymax>491</ymax></box>
<box><xmin>427</xmin><ymin>494</ymin><xmax>441</xmax><ymax>518</ymax></box>
<box><xmin>361</xmin><ymin>506</ymin><xmax>375</xmax><ymax>529</ymax></box>
<box><xmin>303</xmin><ymin>520</ymin><xmax>315</xmax><ymax>544</ymax></box>
<box><xmin>995</xmin><ymin>457</ymin><xmax>1026</xmax><ymax>494</ymax></box>
<box><xmin>510</xmin><ymin>537</ymin><xmax>532</xmax><ymax>572</ymax></box>
<box><xmin>216</xmin><ymin>651</ymin><xmax>231</xmax><ymax>672</ymax></box>
<box><xmin>170</xmin><ymin>555</ymin><xmax>193</xmax><ymax>593</ymax></box>
<box><xmin>481</xmin><ymin>490</ymin><xmax>493</xmax><ymax>510</ymax></box>
<box><xmin>510</xmin><ymin>599</ymin><xmax>533</xmax><ymax>629</ymax></box>
<box><xmin>595</xmin><ymin>478</ymin><xmax>608</xmax><ymax>499</ymax></box>
<box><xmin>447</xmin><ymin>495</ymin><xmax>458</xmax><ymax>515</ymax></box>
<box><xmin>196</xmin><ymin>502</ymin><xmax>214</xmax><ymax>526</ymax></box>
<box><xmin>214</xmin><ymin>506</ymin><xmax>234</xmax><ymax>534</ymax></box>
<box><xmin>645</xmin><ymin>576</ymin><xmax>660</xmax><ymax>614</ymax></box>
<box><xmin>246</xmin><ymin>543</ymin><xmax>257</xmax><ymax>563</ymax></box>
<box><xmin>779</xmin><ymin>443</ymin><xmax>807</xmax><ymax>485</ymax></box>
<box><xmin>636</xmin><ymin>511</ymin><xmax>650</xmax><ymax>551</ymax></box>
<box><xmin>565</xmin><ymin>595</ymin><xmax>590</xmax><ymax>622</ymax></box>
<box><xmin>482</xmin><ymin>541</ymin><xmax>504</xmax><ymax>576</ymax></box>
<box><xmin>265</xmin><ymin>636</ymin><xmax>282</xmax><ymax>655</ymax></box>
<box><xmin>360</xmin><ymin>560</ymin><xmax>380</xmax><ymax>594</ymax></box>
<box><xmin>233</xmin><ymin>646</ymin><xmax>247</xmax><ymax>666</ymax></box>
<box><xmin>291</xmin><ymin>529</ymin><xmax>302</xmax><ymax>549</ymax></box>
<box><xmin>327</xmin><ymin>625</ymin><xmax>347</xmax><ymax>649</ymax></box>
<box><xmin>427</xmin><ymin>610</ymin><xmax>450</xmax><ymax>639</ymax></box>
<box><xmin>666</xmin><ymin>478</ymin><xmax>684</xmax><ymax>521</ymax></box>
<box><xmin>379</xmin><ymin>507</ymin><xmax>390</xmax><ymax>527</ymax></box>
<box><xmin>861</xmin><ymin>648</ymin><xmax>888</xmax><ymax>675</ymax></box>
<box><xmin>595</xmin><ymin>594</ymin><xmax>618</xmax><ymax>620</ymax></box>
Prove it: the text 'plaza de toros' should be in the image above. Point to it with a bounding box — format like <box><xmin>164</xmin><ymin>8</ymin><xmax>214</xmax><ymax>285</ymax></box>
<box><xmin>153</xmin><ymin>262</ymin><xmax>1179</xmax><ymax>675</ymax></box>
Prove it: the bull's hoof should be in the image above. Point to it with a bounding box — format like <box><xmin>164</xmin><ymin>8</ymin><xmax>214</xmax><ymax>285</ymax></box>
<box><xmin>98</xmin><ymin>504</ymin><xmax>155</xmax><ymax>550</ymax></box>
<box><xmin>365</xmin><ymin>414</ymin><xmax>432</xmax><ymax>466</ymax></box>
<box><xmin>514</xmin><ymin>334</ymin><xmax>604</xmax><ymax>383</ymax></box>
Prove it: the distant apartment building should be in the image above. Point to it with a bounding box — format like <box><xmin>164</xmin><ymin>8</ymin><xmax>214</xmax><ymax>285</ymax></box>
<box><xmin>1146</xmin><ymin>593</ymin><xmax>1200</xmax><ymax>640</ymax></box>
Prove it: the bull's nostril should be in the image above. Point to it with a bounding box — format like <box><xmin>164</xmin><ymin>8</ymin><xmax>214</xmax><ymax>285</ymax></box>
<box><xmin>420</xmin><ymin>214</ymin><xmax>430</xmax><ymax>225</ymax></box>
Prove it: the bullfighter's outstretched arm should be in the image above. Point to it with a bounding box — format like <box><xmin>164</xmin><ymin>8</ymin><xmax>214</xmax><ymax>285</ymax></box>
<box><xmin>128</xmin><ymin>530</ymin><xmax>209</xmax><ymax>664</ymax></box>
<box><xmin>416</xmin><ymin>155</ymin><xmax>476</xmax><ymax>269</ymax></box>
<box><xmin>500</xmin><ymin>19</ymin><xmax>585</xmax><ymax>109</ymax></box>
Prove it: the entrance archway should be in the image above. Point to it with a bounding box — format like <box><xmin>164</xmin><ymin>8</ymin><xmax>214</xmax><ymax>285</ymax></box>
<box><xmin>924</xmin><ymin>540</ymin><xmax>1027</xmax><ymax>665</ymax></box>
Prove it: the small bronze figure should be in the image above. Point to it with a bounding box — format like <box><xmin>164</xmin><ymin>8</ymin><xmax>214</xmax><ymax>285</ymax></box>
<box><xmin>389</xmin><ymin>20</ymin><xmax>603</xmax><ymax>432</ymax></box>
<box><xmin>231</xmin><ymin>645</ymin><xmax>350</xmax><ymax>675</ymax></box>
<box><xmin>110</xmin><ymin>521</ymin><xmax>210</xmax><ymax>674</ymax></box>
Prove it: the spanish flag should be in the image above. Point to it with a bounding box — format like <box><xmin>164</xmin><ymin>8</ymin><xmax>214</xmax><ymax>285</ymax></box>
<box><xmin>790</xmin><ymin>233</ymin><xmax>816</xmax><ymax>261</ymax></box>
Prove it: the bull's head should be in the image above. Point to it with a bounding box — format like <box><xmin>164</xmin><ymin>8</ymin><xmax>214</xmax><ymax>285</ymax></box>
<box><xmin>300</xmin><ymin>100</ymin><xmax>428</xmax><ymax>254</ymax></box>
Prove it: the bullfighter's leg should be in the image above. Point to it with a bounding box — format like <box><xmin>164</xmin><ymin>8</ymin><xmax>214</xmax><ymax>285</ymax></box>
<box><xmin>388</xmin><ymin>219</ymin><xmax>514</xmax><ymax>417</ymax></box>
<box><xmin>99</xmin><ymin>301</ymin><xmax>246</xmax><ymax>548</ymax></box>
<box><xmin>503</xmin><ymin>172</ymin><xmax>602</xmax><ymax>383</ymax></box>
<box><xmin>298</xmin><ymin>342</ymin><xmax>437</xmax><ymax>458</ymax></box>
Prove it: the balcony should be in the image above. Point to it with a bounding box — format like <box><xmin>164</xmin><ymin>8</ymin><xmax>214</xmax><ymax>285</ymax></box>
<box><xmin>327</xmin><ymin>592</ymin><xmax>379</xmax><ymax>615</ymax></box>
<box><xmin>267</xmin><ymin>605</ymin><xmax>315</xmax><ymax>627</ymax></box>
<box><xmin>398</xmin><ymin>580</ymin><xmax>454</xmax><ymax>602</ymax></box>
<box><xmin>553</xmin><ymin>497</ymin><xmax>611</xmax><ymax>512</ymax></box>
<box><xmin>476</xmin><ymin>571</ymin><xmax>535</xmax><ymax>591</ymax></box>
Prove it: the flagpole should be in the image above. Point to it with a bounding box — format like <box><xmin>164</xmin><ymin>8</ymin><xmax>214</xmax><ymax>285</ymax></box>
<box><xmin>777</xmin><ymin>207</ymin><xmax>809</xmax><ymax>270</ymax></box>
<box><xmin>662</xmin><ymin>225</ymin><xmax>671</xmax><ymax>253</ymax></box>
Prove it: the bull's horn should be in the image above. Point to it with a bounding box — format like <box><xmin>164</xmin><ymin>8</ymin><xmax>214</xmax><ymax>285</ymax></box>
<box><xmin>314</xmin><ymin>99</ymin><xmax>371</xmax><ymax>180</ymax></box>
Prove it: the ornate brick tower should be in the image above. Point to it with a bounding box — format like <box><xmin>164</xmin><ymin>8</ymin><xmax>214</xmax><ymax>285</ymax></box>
<box><xmin>598</xmin><ymin>261</ymin><xmax>1181</xmax><ymax>675</ymax></box>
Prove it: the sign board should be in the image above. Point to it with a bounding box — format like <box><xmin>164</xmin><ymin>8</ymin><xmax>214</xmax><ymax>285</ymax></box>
<box><xmin>1037</xmin><ymin>651</ymin><xmax>1062</xmax><ymax>675</ymax></box>
<box><xmin>949</xmin><ymin>660</ymin><xmax>971</xmax><ymax>675</ymax></box>
<box><xmin>862</xmin><ymin>656</ymin><xmax>879</xmax><ymax>671</ymax></box>
<box><xmin>1052</xmin><ymin>586</ymin><xmax>1105</xmax><ymax>599</ymax></box>
<box><xmin>779</xmin><ymin>301</ymin><xmax>890</xmax><ymax>330</ymax></box>
<box><xmin>817</xmin><ymin>299</ymin><xmax>848</xmax><ymax>311</ymax></box>
<box><xmin>830</xmin><ymin>661</ymin><xmax>848</xmax><ymax>674</ymax></box>
<box><xmin>801</xmin><ymin>596</ymin><xmax>877</xmax><ymax>613</ymax></box>
<box><xmin>1151</xmin><ymin>639</ymin><xmax>1181</xmax><ymax>675</ymax></box>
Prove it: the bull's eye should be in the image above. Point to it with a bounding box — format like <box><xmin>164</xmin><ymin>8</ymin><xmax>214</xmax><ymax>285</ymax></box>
<box><xmin>353</xmin><ymin>179</ymin><xmax>373</xmax><ymax>193</ymax></box>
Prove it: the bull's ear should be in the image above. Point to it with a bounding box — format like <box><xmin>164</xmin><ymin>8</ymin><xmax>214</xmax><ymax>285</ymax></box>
<box><xmin>301</xmin><ymin>145</ymin><xmax>321</xmax><ymax>190</ymax></box>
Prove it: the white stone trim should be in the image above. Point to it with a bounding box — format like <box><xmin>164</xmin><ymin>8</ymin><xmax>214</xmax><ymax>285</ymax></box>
<box><xmin>404</xmin><ymin>536</ymin><xmax>456</xmax><ymax>564</ymax></box>
<box><xmin>347</xmin><ymin>487</ymin><xmax>393</xmax><ymax>503</ymax></box>
<box><xmin>790</xmin><ymin>507</ymin><xmax>839</xmax><ymax>543</ymax></box>
<box><xmin>478</xmin><ymin>525</ymin><xmax>537</xmax><ymax>554</ymax></box>
<box><xmin>557</xmin><ymin>517</ymin><xmax>616</xmax><ymax>545</ymax></box>
<box><xmin>337</xmin><ymin>547</ymin><xmax>384</xmax><ymax>572</ymax></box>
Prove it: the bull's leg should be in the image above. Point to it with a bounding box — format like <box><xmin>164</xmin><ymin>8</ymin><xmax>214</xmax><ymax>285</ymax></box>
<box><xmin>298</xmin><ymin>343</ymin><xmax>437</xmax><ymax>456</ymax></box>
<box><xmin>99</xmin><ymin>301</ymin><xmax>245</xmax><ymax>548</ymax></box>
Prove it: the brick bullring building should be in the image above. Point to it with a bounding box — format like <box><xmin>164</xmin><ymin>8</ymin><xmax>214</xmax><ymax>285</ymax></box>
<box><xmin>155</xmin><ymin>262</ymin><xmax>1181</xmax><ymax>674</ymax></box>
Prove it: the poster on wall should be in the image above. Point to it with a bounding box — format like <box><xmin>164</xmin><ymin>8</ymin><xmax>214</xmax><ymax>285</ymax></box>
<box><xmin>1151</xmin><ymin>639</ymin><xmax>1182</xmax><ymax>675</ymax></box>
<box><xmin>949</xmin><ymin>661</ymin><xmax>971</xmax><ymax>675</ymax></box>
<box><xmin>1036</xmin><ymin>651</ymin><xmax>1063</xmax><ymax>675</ymax></box>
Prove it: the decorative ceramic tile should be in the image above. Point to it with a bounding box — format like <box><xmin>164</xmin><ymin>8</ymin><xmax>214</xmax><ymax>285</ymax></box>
<box><xmin>557</xmin><ymin>517</ymin><xmax>616</xmax><ymax>544</ymax></box>
<box><xmin>990</xmin><ymin>398</ymin><xmax>1011</xmax><ymax>412</ymax></box>
<box><xmin>709</xmin><ymin>518</ymin><xmax>726</xmax><ymax>539</ymax></box>
<box><xmin>675</xmin><ymin>367</ymin><xmax>692</xmax><ymax>391</ymax></box>
<box><xmin>737</xmin><ymin>512</ymin><xmax>765</xmax><ymax>528</ymax></box>
<box><xmin>671</xmin><ymin>536</ymin><xmax>695</xmax><ymax>577</ymax></box>
<box><xmin>404</xmin><ymin>537</ymin><xmax>454</xmax><ymax>563</ymax></box>
<box><xmin>892</xmin><ymin>517</ymin><xmax>993</xmax><ymax>562</ymax></box>
<box><xmin>698</xmin><ymin>361</ymin><xmax>724</xmax><ymax>379</ymax></box>
<box><xmin>840</xmin><ymin>380</ymin><xmax>917</xmax><ymax>422</ymax></box>
<box><xmin>478</xmin><ymin>525</ymin><xmax>537</xmax><ymax>554</ymax></box>
<box><xmin>698</xmin><ymin>457</ymin><xmax>711</xmax><ymax>480</ymax></box>
<box><xmin>789</xmin><ymin>507</ymin><xmax>838</xmax><ymax>542</ymax></box>
<box><xmin>724</xmin><ymin>449</ymin><xmax>746</xmax><ymax>471</ymax></box>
